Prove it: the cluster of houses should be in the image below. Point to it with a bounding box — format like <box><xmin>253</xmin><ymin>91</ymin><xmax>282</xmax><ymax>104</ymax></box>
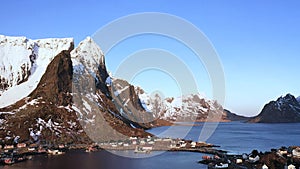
<box><xmin>0</xmin><ymin>142</ymin><xmax>68</xmax><ymax>154</ymax></box>
<box><xmin>0</xmin><ymin>142</ymin><xmax>68</xmax><ymax>165</ymax></box>
<box><xmin>0</xmin><ymin>135</ymin><xmax>214</xmax><ymax>155</ymax></box>
<box><xmin>277</xmin><ymin>146</ymin><xmax>300</xmax><ymax>158</ymax></box>
<box><xmin>201</xmin><ymin>146</ymin><xmax>300</xmax><ymax>169</ymax></box>
<box><xmin>98</xmin><ymin>136</ymin><xmax>212</xmax><ymax>152</ymax></box>
<box><xmin>239</xmin><ymin>147</ymin><xmax>300</xmax><ymax>169</ymax></box>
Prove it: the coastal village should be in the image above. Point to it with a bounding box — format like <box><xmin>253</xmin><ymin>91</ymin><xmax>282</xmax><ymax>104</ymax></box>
<box><xmin>1</xmin><ymin>136</ymin><xmax>300</xmax><ymax>169</ymax></box>
<box><xmin>0</xmin><ymin>136</ymin><xmax>219</xmax><ymax>165</ymax></box>
<box><xmin>199</xmin><ymin>146</ymin><xmax>300</xmax><ymax>169</ymax></box>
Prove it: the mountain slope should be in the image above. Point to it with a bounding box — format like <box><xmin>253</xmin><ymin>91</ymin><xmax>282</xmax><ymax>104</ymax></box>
<box><xmin>70</xmin><ymin>37</ymin><xmax>153</xmax><ymax>142</ymax></box>
<box><xmin>0</xmin><ymin>35</ymin><xmax>73</xmax><ymax>108</ymax></box>
<box><xmin>223</xmin><ymin>109</ymin><xmax>249</xmax><ymax>121</ymax></box>
<box><xmin>0</xmin><ymin>35</ymin><xmax>153</xmax><ymax>144</ymax></box>
<box><xmin>249</xmin><ymin>94</ymin><xmax>300</xmax><ymax>123</ymax></box>
<box><xmin>0</xmin><ymin>46</ymin><xmax>87</xmax><ymax>144</ymax></box>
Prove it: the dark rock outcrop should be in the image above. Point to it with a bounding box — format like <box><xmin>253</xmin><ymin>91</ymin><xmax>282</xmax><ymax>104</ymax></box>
<box><xmin>249</xmin><ymin>94</ymin><xmax>300</xmax><ymax>123</ymax></box>
<box><xmin>0</xmin><ymin>47</ymin><xmax>89</xmax><ymax>144</ymax></box>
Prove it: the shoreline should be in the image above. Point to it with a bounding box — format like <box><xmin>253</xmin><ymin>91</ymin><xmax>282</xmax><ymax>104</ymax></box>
<box><xmin>2</xmin><ymin>142</ymin><xmax>300</xmax><ymax>169</ymax></box>
<box><xmin>0</xmin><ymin>137</ymin><xmax>220</xmax><ymax>166</ymax></box>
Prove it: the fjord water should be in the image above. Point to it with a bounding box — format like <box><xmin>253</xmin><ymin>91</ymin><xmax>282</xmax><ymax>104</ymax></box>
<box><xmin>150</xmin><ymin>122</ymin><xmax>300</xmax><ymax>154</ymax></box>
<box><xmin>3</xmin><ymin>122</ymin><xmax>300</xmax><ymax>169</ymax></box>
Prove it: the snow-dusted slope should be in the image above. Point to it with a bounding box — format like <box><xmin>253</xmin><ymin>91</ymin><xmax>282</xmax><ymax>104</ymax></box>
<box><xmin>0</xmin><ymin>35</ymin><xmax>73</xmax><ymax>108</ymax></box>
<box><xmin>297</xmin><ymin>96</ymin><xmax>300</xmax><ymax>103</ymax></box>
<box><xmin>70</xmin><ymin>37</ymin><xmax>107</xmax><ymax>123</ymax></box>
<box><xmin>135</xmin><ymin>87</ymin><xmax>224</xmax><ymax>121</ymax></box>
<box><xmin>249</xmin><ymin>94</ymin><xmax>300</xmax><ymax>123</ymax></box>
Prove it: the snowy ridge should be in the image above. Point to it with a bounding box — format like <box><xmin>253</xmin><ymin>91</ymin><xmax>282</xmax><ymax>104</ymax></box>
<box><xmin>297</xmin><ymin>96</ymin><xmax>300</xmax><ymax>103</ymax></box>
<box><xmin>0</xmin><ymin>35</ymin><xmax>73</xmax><ymax>108</ymax></box>
<box><xmin>274</xmin><ymin>94</ymin><xmax>300</xmax><ymax>111</ymax></box>
<box><xmin>71</xmin><ymin>37</ymin><xmax>104</xmax><ymax>75</ymax></box>
<box><xmin>135</xmin><ymin>87</ymin><xmax>223</xmax><ymax>121</ymax></box>
<box><xmin>71</xmin><ymin>37</ymin><xmax>106</xmax><ymax>125</ymax></box>
<box><xmin>135</xmin><ymin>87</ymin><xmax>152</xmax><ymax>112</ymax></box>
<box><xmin>249</xmin><ymin>93</ymin><xmax>300</xmax><ymax>123</ymax></box>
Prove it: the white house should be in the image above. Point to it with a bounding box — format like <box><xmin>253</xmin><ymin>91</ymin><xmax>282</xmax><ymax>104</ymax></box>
<box><xmin>180</xmin><ymin>143</ymin><xmax>187</xmax><ymax>148</ymax></box>
<box><xmin>129</xmin><ymin>137</ymin><xmax>137</xmax><ymax>140</ymax></box>
<box><xmin>292</xmin><ymin>148</ymin><xmax>300</xmax><ymax>158</ymax></box>
<box><xmin>278</xmin><ymin>149</ymin><xmax>288</xmax><ymax>156</ymax></box>
<box><xmin>288</xmin><ymin>164</ymin><xmax>296</xmax><ymax>169</ymax></box>
<box><xmin>249</xmin><ymin>155</ymin><xmax>260</xmax><ymax>163</ymax></box>
<box><xmin>262</xmin><ymin>164</ymin><xmax>268</xmax><ymax>169</ymax></box>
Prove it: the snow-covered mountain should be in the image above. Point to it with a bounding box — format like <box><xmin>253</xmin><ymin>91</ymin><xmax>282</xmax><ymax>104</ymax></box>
<box><xmin>249</xmin><ymin>94</ymin><xmax>300</xmax><ymax>123</ymax></box>
<box><xmin>297</xmin><ymin>96</ymin><xmax>300</xmax><ymax>103</ymax></box>
<box><xmin>0</xmin><ymin>35</ymin><xmax>73</xmax><ymax>108</ymax></box>
<box><xmin>0</xmin><ymin>35</ymin><xmax>154</xmax><ymax>144</ymax></box>
<box><xmin>135</xmin><ymin>87</ymin><xmax>247</xmax><ymax>122</ymax></box>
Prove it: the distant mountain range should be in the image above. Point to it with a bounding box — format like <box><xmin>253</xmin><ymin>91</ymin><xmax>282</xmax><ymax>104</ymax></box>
<box><xmin>249</xmin><ymin>94</ymin><xmax>300</xmax><ymax>123</ymax></box>
<box><xmin>135</xmin><ymin>87</ymin><xmax>248</xmax><ymax>122</ymax></box>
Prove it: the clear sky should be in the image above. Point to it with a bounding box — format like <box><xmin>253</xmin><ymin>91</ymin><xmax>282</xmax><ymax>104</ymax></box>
<box><xmin>1</xmin><ymin>0</ymin><xmax>300</xmax><ymax>116</ymax></box>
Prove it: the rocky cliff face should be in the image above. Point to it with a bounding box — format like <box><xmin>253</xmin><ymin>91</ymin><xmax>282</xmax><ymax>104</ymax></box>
<box><xmin>249</xmin><ymin>94</ymin><xmax>300</xmax><ymax>123</ymax></box>
<box><xmin>70</xmin><ymin>37</ymin><xmax>154</xmax><ymax>142</ymax></box>
<box><xmin>136</xmin><ymin>87</ymin><xmax>248</xmax><ymax>122</ymax></box>
<box><xmin>0</xmin><ymin>35</ymin><xmax>153</xmax><ymax>145</ymax></box>
<box><xmin>0</xmin><ymin>47</ymin><xmax>88</xmax><ymax>144</ymax></box>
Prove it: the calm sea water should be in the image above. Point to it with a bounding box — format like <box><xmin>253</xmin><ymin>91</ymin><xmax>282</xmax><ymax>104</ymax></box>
<box><xmin>2</xmin><ymin>122</ymin><xmax>300</xmax><ymax>169</ymax></box>
<box><xmin>150</xmin><ymin>122</ymin><xmax>300</xmax><ymax>154</ymax></box>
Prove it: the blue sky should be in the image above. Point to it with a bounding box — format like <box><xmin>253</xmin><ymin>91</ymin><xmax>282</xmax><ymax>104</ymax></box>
<box><xmin>1</xmin><ymin>0</ymin><xmax>300</xmax><ymax>116</ymax></box>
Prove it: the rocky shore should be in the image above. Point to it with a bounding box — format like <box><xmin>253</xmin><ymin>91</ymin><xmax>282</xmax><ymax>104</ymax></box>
<box><xmin>199</xmin><ymin>146</ymin><xmax>300</xmax><ymax>169</ymax></box>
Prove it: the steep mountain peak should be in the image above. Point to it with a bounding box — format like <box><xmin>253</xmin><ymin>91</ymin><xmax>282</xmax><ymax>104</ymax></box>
<box><xmin>71</xmin><ymin>37</ymin><xmax>109</xmax><ymax>96</ymax></box>
<box><xmin>249</xmin><ymin>93</ymin><xmax>300</xmax><ymax>123</ymax></box>
<box><xmin>275</xmin><ymin>93</ymin><xmax>300</xmax><ymax>109</ymax></box>
<box><xmin>277</xmin><ymin>93</ymin><xmax>297</xmax><ymax>103</ymax></box>
<box><xmin>71</xmin><ymin>36</ymin><xmax>105</xmax><ymax>72</ymax></box>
